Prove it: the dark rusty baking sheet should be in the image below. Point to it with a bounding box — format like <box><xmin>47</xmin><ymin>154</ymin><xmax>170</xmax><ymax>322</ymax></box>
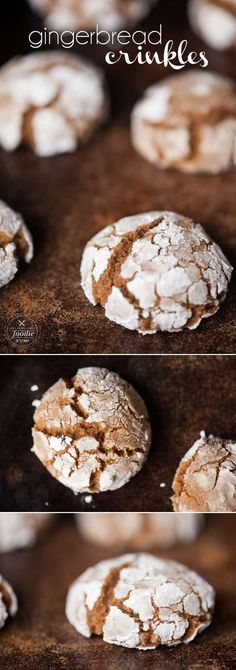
<box><xmin>0</xmin><ymin>354</ymin><xmax>235</xmax><ymax>512</ymax></box>
<box><xmin>0</xmin><ymin>0</ymin><xmax>235</xmax><ymax>353</ymax></box>
<box><xmin>0</xmin><ymin>514</ymin><xmax>235</xmax><ymax>670</ymax></box>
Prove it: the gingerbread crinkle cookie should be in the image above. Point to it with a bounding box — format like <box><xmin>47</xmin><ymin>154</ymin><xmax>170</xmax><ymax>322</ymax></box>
<box><xmin>0</xmin><ymin>199</ymin><xmax>33</xmax><ymax>288</ymax></box>
<box><xmin>0</xmin><ymin>576</ymin><xmax>17</xmax><ymax>630</ymax></box>
<box><xmin>32</xmin><ymin>367</ymin><xmax>151</xmax><ymax>493</ymax></box>
<box><xmin>189</xmin><ymin>0</ymin><xmax>236</xmax><ymax>51</ymax></box>
<box><xmin>66</xmin><ymin>553</ymin><xmax>215</xmax><ymax>649</ymax></box>
<box><xmin>172</xmin><ymin>432</ymin><xmax>236</xmax><ymax>512</ymax></box>
<box><xmin>131</xmin><ymin>71</ymin><xmax>236</xmax><ymax>173</ymax></box>
<box><xmin>0</xmin><ymin>52</ymin><xmax>109</xmax><ymax>156</ymax></box>
<box><xmin>81</xmin><ymin>211</ymin><xmax>232</xmax><ymax>334</ymax></box>
<box><xmin>28</xmin><ymin>0</ymin><xmax>157</xmax><ymax>31</ymax></box>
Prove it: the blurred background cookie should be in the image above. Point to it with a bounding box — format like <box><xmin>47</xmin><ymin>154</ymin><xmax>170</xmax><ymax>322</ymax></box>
<box><xmin>0</xmin><ymin>199</ymin><xmax>33</xmax><ymax>289</ymax></box>
<box><xmin>0</xmin><ymin>52</ymin><xmax>109</xmax><ymax>156</ymax></box>
<box><xmin>189</xmin><ymin>0</ymin><xmax>236</xmax><ymax>51</ymax></box>
<box><xmin>131</xmin><ymin>71</ymin><xmax>236</xmax><ymax>173</ymax></box>
<box><xmin>0</xmin><ymin>513</ymin><xmax>53</xmax><ymax>553</ymax></box>
<box><xmin>27</xmin><ymin>0</ymin><xmax>157</xmax><ymax>31</ymax></box>
<box><xmin>0</xmin><ymin>576</ymin><xmax>17</xmax><ymax>630</ymax></box>
<box><xmin>77</xmin><ymin>512</ymin><xmax>203</xmax><ymax>548</ymax></box>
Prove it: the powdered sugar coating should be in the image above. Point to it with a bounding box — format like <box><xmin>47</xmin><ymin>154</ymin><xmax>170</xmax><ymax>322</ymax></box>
<box><xmin>78</xmin><ymin>512</ymin><xmax>203</xmax><ymax>548</ymax></box>
<box><xmin>80</xmin><ymin>211</ymin><xmax>232</xmax><ymax>334</ymax></box>
<box><xmin>0</xmin><ymin>513</ymin><xmax>53</xmax><ymax>553</ymax></box>
<box><xmin>131</xmin><ymin>71</ymin><xmax>236</xmax><ymax>173</ymax></box>
<box><xmin>66</xmin><ymin>553</ymin><xmax>215</xmax><ymax>649</ymax></box>
<box><xmin>172</xmin><ymin>434</ymin><xmax>236</xmax><ymax>512</ymax></box>
<box><xmin>32</xmin><ymin>367</ymin><xmax>151</xmax><ymax>493</ymax></box>
<box><xmin>0</xmin><ymin>199</ymin><xmax>33</xmax><ymax>288</ymax></box>
<box><xmin>0</xmin><ymin>575</ymin><xmax>18</xmax><ymax>630</ymax></box>
<box><xmin>28</xmin><ymin>0</ymin><xmax>156</xmax><ymax>31</ymax></box>
<box><xmin>189</xmin><ymin>0</ymin><xmax>236</xmax><ymax>50</ymax></box>
<box><xmin>0</xmin><ymin>52</ymin><xmax>109</xmax><ymax>156</ymax></box>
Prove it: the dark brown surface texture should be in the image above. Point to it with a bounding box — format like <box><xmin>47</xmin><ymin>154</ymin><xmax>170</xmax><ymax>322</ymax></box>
<box><xmin>0</xmin><ymin>0</ymin><xmax>235</xmax><ymax>353</ymax></box>
<box><xmin>0</xmin><ymin>514</ymin><xmax>235</xmax><ymax>670</ymax></box>
<box><xmin>0</xmin><ymin>354</ymin><xmax>235</xmax><ymax>511</ymax></box>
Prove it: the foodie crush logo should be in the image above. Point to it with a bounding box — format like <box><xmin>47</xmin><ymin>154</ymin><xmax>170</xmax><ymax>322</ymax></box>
<box><xmin>29</xmin><ymin>24</ymin><xmax>208</xmax><ymax>69</ymax></box>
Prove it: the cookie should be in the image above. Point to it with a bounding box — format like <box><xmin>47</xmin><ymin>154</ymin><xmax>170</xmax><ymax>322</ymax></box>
<box><xmin>0</xmin><ymin>52</ymin><xmax>109</xmax><ymax>156</ymax></box>
<box><xmin>0</xmin><ymin>199</ymin><xmax>33</xmax><ymax>288</ymax></box>
<box><xmin>66</xmin><ymin>553</ymin><xmax>215</xmax><ymax>649</ymax></box>
<box><xmin>131</xmin><ymin>71</ymin><xmax>236</xmax><ymax>173</ymax></box>
<box><xmin>78</xmin><ymin>512</ymin><xmax>203</xmax><ymax>548</ymax></box>
<box><xmin>32</xmin><ymin>367</ymin><xmax>151</xmax><ymax>493</ymax></box>
<box><xmin>189</xmin><ymin>0</ymin><xmax>236</xmax><ymax>51</ymax></box>
<box><xmin>28</xmin><ymin>0</ymin><xmax>156</xmax><ymax>31</ymax></box>
<box><xmin>172</xmin><ymin>432</ymin><xmax>236</xmax><ymax>512</ymax></box>
<box><xmin>0</xmin><ymin>513</ymin><xmax>53</xmax><ymax>553</ymax></box>
<box><xmin>81</xmin><ymin>211</ymin><xmax>232</xmax><ymax>334</ymax></box>
<box><xmin>0</xmin><ymin>576</ymin><xmax>17</xmax><ymax>630</ymax></box>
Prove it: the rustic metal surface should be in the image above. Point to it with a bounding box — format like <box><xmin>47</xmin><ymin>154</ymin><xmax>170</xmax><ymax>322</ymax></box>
<box><xmin>0</xmin><ymin>0</ymin><xmax>235</xmax><ymax>353</ymax></box>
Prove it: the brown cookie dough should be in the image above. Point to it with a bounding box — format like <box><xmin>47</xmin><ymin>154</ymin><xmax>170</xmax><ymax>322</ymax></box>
<box><xmin>78</xmin><ymin>512</ymin><xmax>203</xmax><ymax>548</ymax></box>
<box><xmin>0</xmin><ymin>199</ymin><xmax>33</xmax><ymax>288</ymax></box>
<box><xmin>189</xmin><ymin>0</ymin><xmax>236</xmax><ymax>50</ymax></box>
<box><xmin>0</xmin><ymin>576</ymin><xmax>17</xmax><ymax>630</ymax></box>
<box><xmin>172</xmin><ymin>432</ymin><xmax>236</xmax><ymax>512</ymax></box>
<box><xmin>28</xmin><ymin>0</ymin><xmax>157</xmax><ymax>31</ymax></box>
<box><xmin>81</xmin><ymin>211</ymin><xmax>232</xmax><ymax>334</ymax></box>
<box><xmin>0</xmin><ymin>52</ymin><xmax>109</xmax><ymax>156</ymax></box>
<box><xmin>66</xmin><ymin>553</ymin><xmax>215</xmax><ymax>649</ymax></box>
<box><xmin>0</xmin><ymin>513</ymin><xmax>53</xmax><ymax>553</ymax></box>
<box><xmin>32</xmin><ymin>367</ymin><xmax>151</xmax><ymax>493</ymax></box>
<box><xmin>131</xmin><ymin>71</ymin><xmax>236</xmax><ymax>173</ymax></box>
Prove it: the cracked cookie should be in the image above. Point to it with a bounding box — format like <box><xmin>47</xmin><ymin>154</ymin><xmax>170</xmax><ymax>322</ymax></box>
<box><xmin>32</xmin><ymin>367</ymin><xmax>151</xmax><ymax>493</ymax></box>
<box><xmin>27</xmin><ymin>0</ymin><xmax>157</xmax><ymax>31</ymax></box>
<box><xmin>131</xmin><ymin>71</ymin><xmax>236</xmax><ymax>173</ymax></box>
<box><xmin>0</xmin><ymin>513</ymin><xmax>53</xmax><ymax>553</ymax></box>
<box><xmin>189</xmin><ymin>0</ymin><xmax>236</xmax><ymax>50</ymax></box>
<box><xmin>172</xmin><ymin>432</ymin><xmax>236</xmax><ymax>512</ymax></box>
<box><xmin>80</xmin><ymin>211</ymin><xmax>232</xmax><ymax>334</ymax></box>
<box><xmin>78</xmin><ymin>512</ymin><xmax>203</xmax><ymax>549</ymax></box>
<box><xmin>0</xmin><ymin>576</ymin><xmax>17</xmax><ymax>630</ymax></box>
<box><xmin>66</xmin><ymin>553</ymin><xmax>215</xmax><ymax>649</ymax></box>
<box><xmin>0</xmin><ymin>199</ymin><xmax>33</xmax><ymax>289</ymax></box>
<box><xmin>0</xmin><ymin>52</ymin><xmax>109</xmax><ymax>156</ymax></box>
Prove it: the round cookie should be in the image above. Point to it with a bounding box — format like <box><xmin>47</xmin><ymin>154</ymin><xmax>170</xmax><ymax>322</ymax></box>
<box><xmin>80</xmin><ymin>211</ymin><xmax>232</xmax><ymax>334</ymax></box>
<box><xmin>131</xmin><ymin>71</ymin><xmax>236</xmax><ymax>173</ymax></box>
<box><xmin>66</xmin><ymin>553</ymin><xmax>215</xmax><ymax>649</ymax></box>
<box><xmin>0</xmin><ymin>576</ymin><xmax>17</xmax><ymax>630</ymax></box>
<box><xmin>0</xmin><ymin>52</ymin><xmax>109</xmax><ymax>156</ymax></box>
<box><xmin>189</xmin><ymin>0</ymin><xmax>236</xmax><ymax>51</ymax></box>
<box><xmin>32</xmin><ymin>367</ymin><xmax>151</xmax><ymax>493</ymax></box>
<box><xmin>0</xmin><ymin>199</ymin><xmax>33</xmax><ymax>288</ymax></box>
<box><xmin>0</xmin><ymin>513</ymin><xmax>53</xmax><ymax>553</ymax></box>
<box><xmin>78</xmin><ymin>512</ymin><xmax>203</xmax><ymax>548</ymax></box>
<box><xmin>28</xmin><ymin>0</ymin><xmax>157</xmax><ymax>31</ymax></box>
<box><xmin>172</xmin><ymin>433</ymin><xmax>236</xmax><ymax>512</ymax></box>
